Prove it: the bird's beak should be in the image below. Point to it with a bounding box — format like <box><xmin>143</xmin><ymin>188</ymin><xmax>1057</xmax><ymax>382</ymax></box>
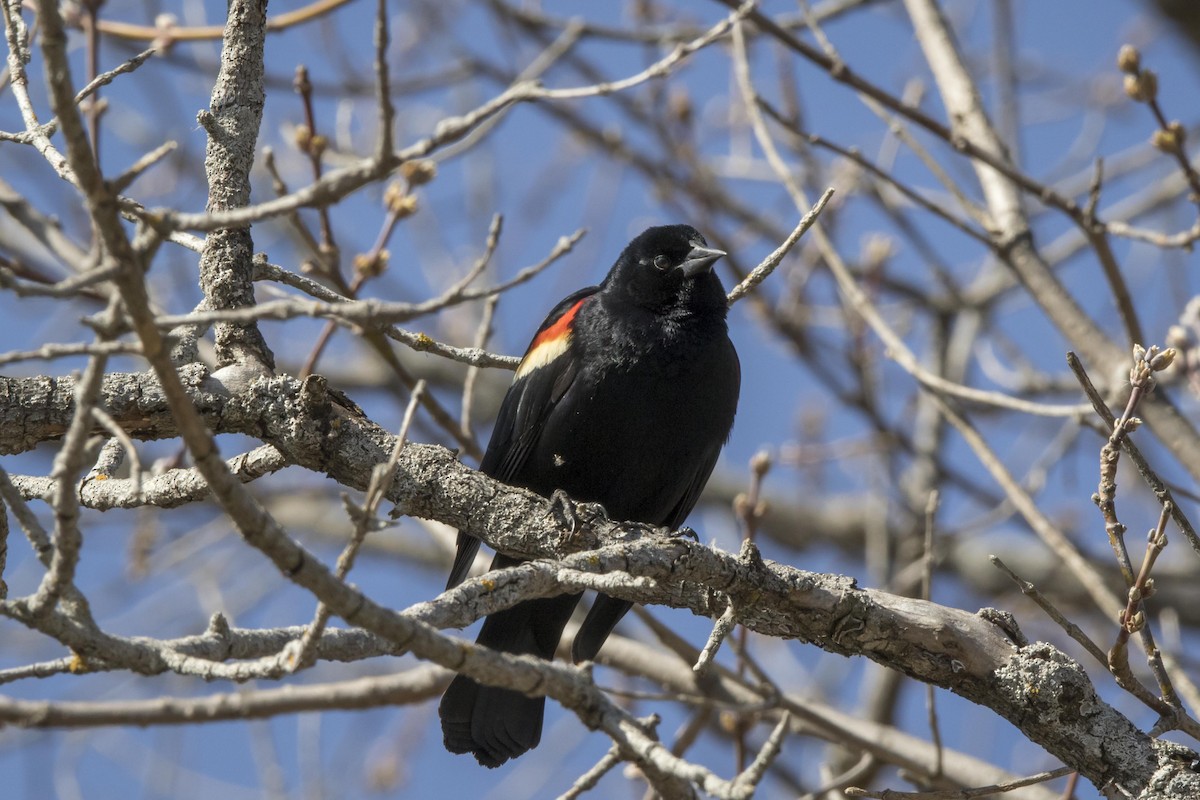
<box><xmin>678</xmin><ymin>243</ymin><xmax>726</xmax><ymax>277</ymax></box>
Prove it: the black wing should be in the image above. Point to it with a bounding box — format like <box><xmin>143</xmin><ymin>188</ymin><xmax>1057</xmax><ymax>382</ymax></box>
<box><xmin>445</xmin><ymin>286</ymin><xmax>598</xmax><ymax>589</ymax></box>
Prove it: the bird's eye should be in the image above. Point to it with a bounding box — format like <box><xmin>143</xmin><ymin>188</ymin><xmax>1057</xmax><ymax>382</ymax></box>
<box><xmin>652</xmin><ymin>255</ymin><xmax>671</xmax><ymax>271</ymax></box>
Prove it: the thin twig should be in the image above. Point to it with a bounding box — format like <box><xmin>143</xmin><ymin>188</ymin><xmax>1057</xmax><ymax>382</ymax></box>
<box><xmin>283</xmin><ymin>381</ymin><xmax>427</xmax><ymax>673</ymax></box>
<box><xmin>922</xmin><ymin>489</ymin><xmax>943</xmax><ymax>779</ymax></box>
<box><xmin>726</xmin><ymin>189</ymin><xmax>834</xmax><ymax>305</ymax></box>
<box><xmin>461</xmin><ymin>295</ymin><xmax>499</xmax><ymax>439</ymax></box>
<box><xmin>1066</xmin><ymin>351</ymin><xmax>1200</xmax><ymax>557</ymax></box>
<box><xmin>557</xmin><ymin>745</ymin><xmax>623</xmax><ymax>800</ymax></box>
<box><xmin>846</xmin><ymin>765</ymin><xmax>1074</xmax><ymax>799</ymax></box>
<box><xmin>693</xmin><ymin>604</ymin><xmax>738</xmax><ymax>676</ymax></box>
<box><xmin>989</xmin><ymin>556</ymin><xmax>1109</xmax><ymax>667</ymax></box>
<box><xmin>87</xmin><ymin>406</ymin><xmax>143</xmax><ymax>501</ymax></box>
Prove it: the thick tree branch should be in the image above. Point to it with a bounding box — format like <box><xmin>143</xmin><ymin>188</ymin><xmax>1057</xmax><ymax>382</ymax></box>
<box><xmin>197</xmin><ymin>0</ymin><xmax>275</xmax><ymax>370</ymax></box>
<box><xmin>0</xmin><ymin>367</ymin><xmax>1192</xmax><ymax>795</ymax></box>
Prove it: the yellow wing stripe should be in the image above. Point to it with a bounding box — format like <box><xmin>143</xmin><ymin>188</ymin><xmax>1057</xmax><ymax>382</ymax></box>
<box><xmin>514</xmin><ymin>298</ymin><xmax>585</xmax><ymax>379</ymax></box>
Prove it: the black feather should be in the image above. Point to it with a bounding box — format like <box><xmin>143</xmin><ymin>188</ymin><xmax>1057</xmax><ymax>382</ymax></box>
<box><xmin>439</xmin><ymin>224</ymin><xmax>740</xmax><ymax>767</ymax></box>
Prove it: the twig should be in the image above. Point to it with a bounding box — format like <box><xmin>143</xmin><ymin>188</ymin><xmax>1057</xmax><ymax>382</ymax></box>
<box><xmin>989</xmin><ymin>556</ymin><xmax>1109</xmax><ymax>667</ymax></box>
<box><xmin>846</xmin><ymin>765</ymin><xmax>1074</xmax><ymax>798</ymax></box>
<box><xmin>87</xmin><ymin>406</ymin><xmax>143</xmax><ymax>501</ymax></box>
<box><xmin>758</xmin><ymin>101</ymin><xmax>991</xmax><ymax>247</ymax></box>
<box><xmin>731</xmin><ymin>451</ymin><xmax>772</xmax><ymax>770</ymax></box>
<box><xmin>461</xmin><ymin>295</ymin><xmax>499</xmax><ymax>439</ymax></box>
<box><xmin>292</xmin><ymin>64</ymin><xmax>340</xmax><ymax>280</ymax></box>
<box><xmin>27</xmin><ymin>304</ymin><xmax>117</xmax><ymax>616</ymax></box>
<box><xmin>800</xmin><ymin>752</ymin><xmax>875</xmax><ymax>800</ymax></box>
<box><xmin>373</xmin><ymin>0</ymin><xmax>394</xmax><ymax>160</ymax></box>
<box><xmin>730</xmin><ymin>711</ymin><xmax>791</xmax><ymax>797</ymax></box>
<box><xmin>557</xmin><ymin>745</ymin><xmax>623</xmax><ymax>800</ymax></box>
<box><xmin>74</xmin><ymin>46</ymin><xmax>154</xmax><ymax>106</ymax></box>
<box><xmin>0</xmin><ymin>665</ymin><xmax>450</xmax><ymax>727</ymax></box>
<box><xmin>93</xmin><ymin>0</ymin><xmax>353</xmax><ymax>43</ymax></box>
<box><xmin>0</xmin><ymin>486</ymin><xmax>7</xmax><ymax>598</ymax></box>
<box><xmin>1118</xmin><ymin>46</ymin><xmax>1200</xmax><ymax>213</ymax></box>
<box><xmin>107</xmin><ymin>140</ymin><xmax>178</xmax><ymax>194</ymax></box>
<box><xmin>1066</xmin><ymin>351</ymin><xmax>1200</xmax><ymax>557</ymax></box>
<box><xmin>1066</xmin><ymin>348</ymin><xmax>1196</xmax><ymax>726</ymax></box>
<box><xmin>726</xmin><ymin>189</ymin><xmax>833</xmax><ymax>305</ymax></box>
<box><xmin>922</xmin><ymin>489</ymin><xmax>943</xmax><ymax>778</ymax></box>
<box><xmin>0</xmin><ymin>340</ymin><xmax>142</xmax><ymax>366</ymax></box>
<box><xmin>693</xmin><ymin>604</ymin><xmax>738</xmax><ymax>676</ymax></box>
<box><xmin>282</xmin><ymin>381</ymin><xmax>427</xmax><ymax>673</ymax></box>
<box><xmin>163</xmin><ymin>228</ymin><xmax>585</xmax><ymax>334</ymax></box>
<box><xmin>0</xmin><ymin>466</ymin><xmax>53</xmax><ymax>565</ymax></box>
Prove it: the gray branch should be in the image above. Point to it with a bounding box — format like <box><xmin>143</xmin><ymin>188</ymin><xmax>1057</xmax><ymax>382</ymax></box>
<box><xmin>196</xmin><ymin>0</ymin><xmax>275</xmax><ymax>370</ymax></box>
<box><xmin>0</xmin><ymin>367</ymin><xmax>1194</xmax><ymax>796</ymax></box>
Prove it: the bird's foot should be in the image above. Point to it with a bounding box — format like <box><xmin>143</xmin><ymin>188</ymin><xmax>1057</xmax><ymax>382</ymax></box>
<box><xmin>547</xmin><ymin>490</ymin><xmax>608</xmax><ymax>543</ymax></box>
<box><xmin>674</xmin><ymin>525</ymin><xmax>699</xmax><ymax>541</ymax></box>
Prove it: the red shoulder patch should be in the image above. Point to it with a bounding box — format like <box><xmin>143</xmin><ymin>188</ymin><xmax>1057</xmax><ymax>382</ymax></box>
<box><xmin>515</xmin><ymin>298</ymin><xmax>586</xmax><ymax>379</ymax></box>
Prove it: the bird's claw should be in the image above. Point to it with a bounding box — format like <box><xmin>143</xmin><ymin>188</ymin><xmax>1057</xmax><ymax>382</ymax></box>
<box><xmin>674</xmin><ymin>526</ymin><xmax>699</xmax><ymax>541</ymax></box>
<box><xmin>547</xmin><ymin>490</ymin><xmax>608</xmax><ymax>542</ymax></box>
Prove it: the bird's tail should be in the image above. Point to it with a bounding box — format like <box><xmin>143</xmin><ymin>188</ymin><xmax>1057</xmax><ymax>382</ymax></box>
<box><xmin>572</xmin><ymin>593</ymin><xmax>633</xmax><ymax>663</ymax></box>
<box><xmin>439</xmin><ymin>585</ymin><xmax>581</xmax><ymax>768</ymax></box>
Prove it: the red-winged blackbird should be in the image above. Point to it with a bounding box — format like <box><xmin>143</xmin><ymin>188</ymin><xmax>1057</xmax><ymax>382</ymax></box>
<box><xmin>438</xmin><ymin>224</ymin><xmax>740</xmax><ymax>767</ymax></box>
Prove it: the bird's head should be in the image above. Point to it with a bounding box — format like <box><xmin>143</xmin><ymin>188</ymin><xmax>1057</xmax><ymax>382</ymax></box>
<box><xmin>602</xmin><ymin>224</ymin><xmax>728</xmax><ymax>315</ymax></box>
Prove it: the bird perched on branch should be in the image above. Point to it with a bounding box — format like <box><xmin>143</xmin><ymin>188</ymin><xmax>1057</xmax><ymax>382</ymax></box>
<box><xmin>439</xmin><ymin>224</ymin><xmax>740</xmax><ymax>767</ymax></box>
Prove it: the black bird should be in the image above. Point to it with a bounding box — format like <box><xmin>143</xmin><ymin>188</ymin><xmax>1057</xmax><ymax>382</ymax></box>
<box><xmin>438</xmin><ymin>224</ymin><xmax>740</xmax><ymax>767</ymax></box>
